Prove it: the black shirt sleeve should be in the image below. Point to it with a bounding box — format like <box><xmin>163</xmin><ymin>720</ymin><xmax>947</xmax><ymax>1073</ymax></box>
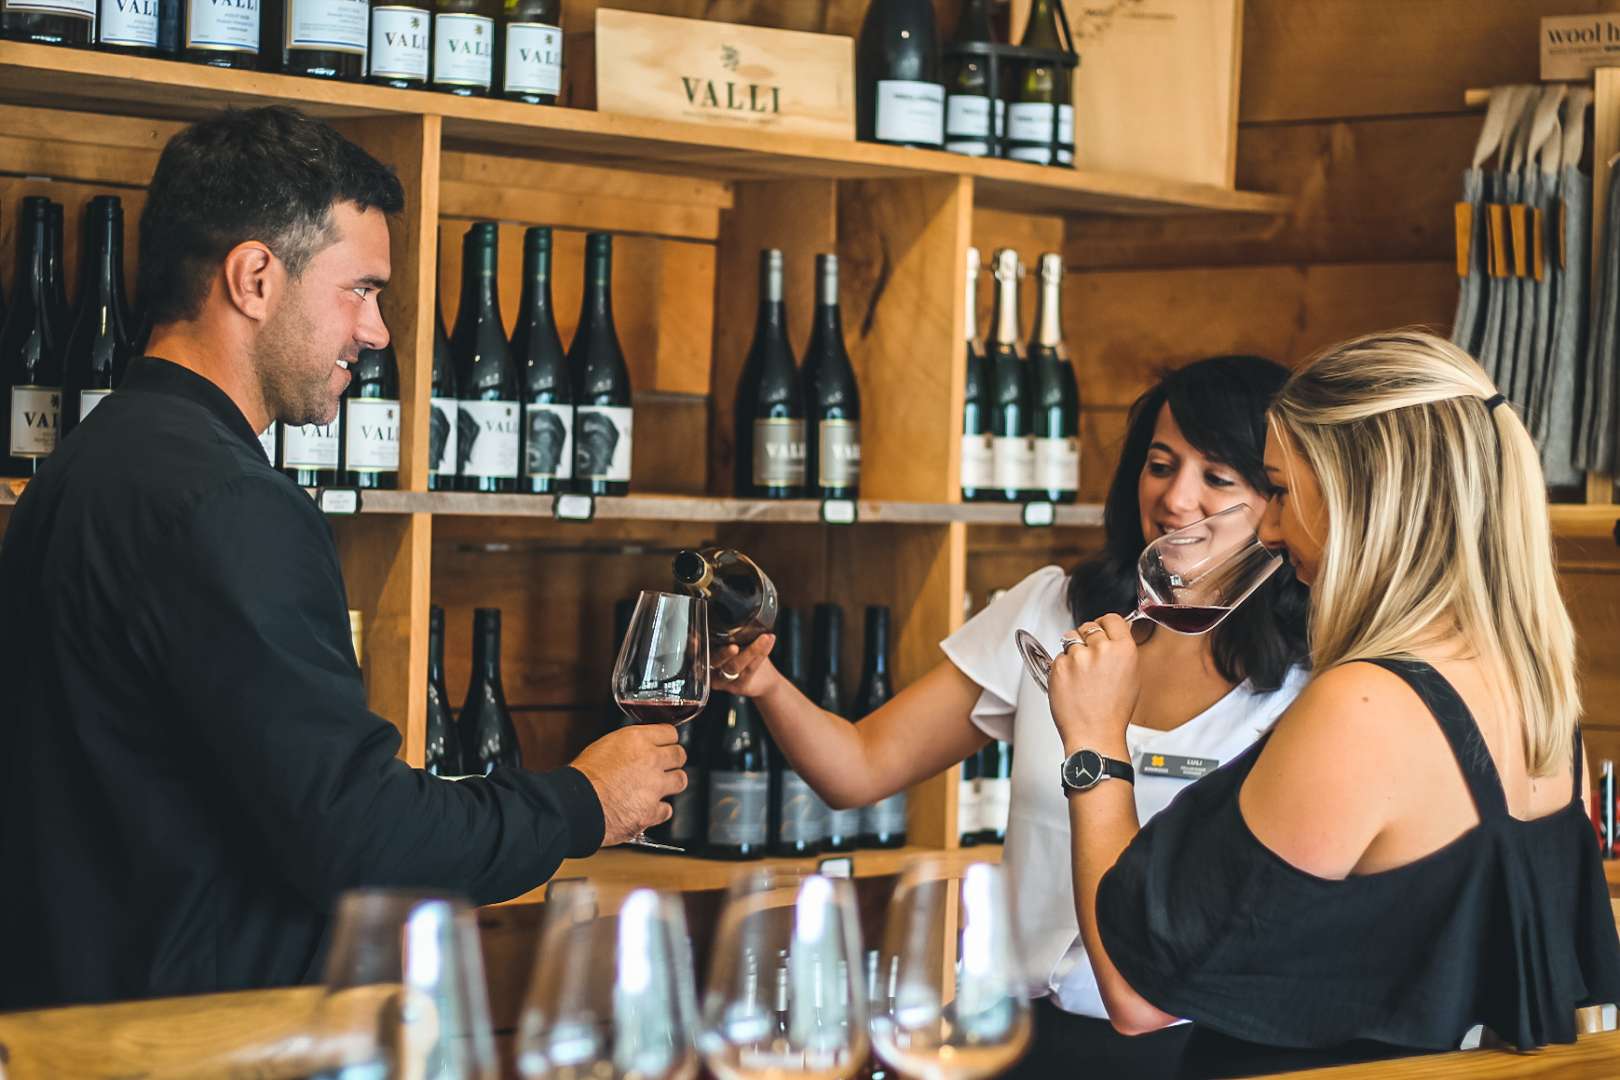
<box><xmin>131</xmin><ymin>474</ymin><xmax>603</xmax><ymax>909</ymax></box>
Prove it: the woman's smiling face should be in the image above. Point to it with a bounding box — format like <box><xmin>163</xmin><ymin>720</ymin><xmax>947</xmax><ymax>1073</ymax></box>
<box><xmin>1137</xmin><ymin>404</ymin><xmax>1270</xmax><ymax>544</ymax></box>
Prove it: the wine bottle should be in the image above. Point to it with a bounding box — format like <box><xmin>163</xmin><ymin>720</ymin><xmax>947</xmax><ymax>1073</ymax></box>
<box><xmin>856</xmin><ymin>605</ymin><xmax>905</xmax><ymax>849</ymax></box>
<box><xmin>367</xmin><ymin>0</ymin><xmax>430</xmax><ymax>87</ymax></box>
<box><xmin>734</xmin><ymin>249</ymin><xmax>806</xmax><ymax>499</ymax></box>
<box><xmin>340</xmin><ymin>342</ymin><xmax>400</xmax><ymax>489</ymax></box>
<box><xmin>975</xmin><ymin>740</ymin><xmax>1012</xmax><ymax>844</ymax></box>
<box><xmin>0</xmin><ymin>0</ymin><xmax>94</xmax><ymax>45</ymax></box>
<box><xmin>801</xmin><ymin>254</ymin><xmax>861</xmax><ymax>500</ymax></box>
<box><xmin>943</xmin><ymin>0</ymin><xmax>1000</xmax><ymax>156</ymax></box>
<box><xmin>429</xmin><ymin>289</ymin><xmax>459</xmax><ymax>491</ymax></box>
<box><xmin>957</xmin><ymin>746</ymin><xmax>981</xmax><ymax>847</ymax></box>
<box><xmin>276</xmin><ymin>0</ymin><xmax>368</xmax><ymax>78</ymax></box>
<box><xmin>987</xmin><ymin>248</ymin><xmax>1033</xmax><ymax>502</ymax></box>
<box><xmin>569</xmin><ymin>232</ymin><xmax>633</xmax><ymax>496</ymax></box>
<box><xmin>960</xmin><ymin>246</ymin><xmax>993</xmax><ymax>502</ymax></box>
<box><xmin>498</xmin><ymin>0</ymin><xmax>562</xmax><ymax>105</ymax></box>
<box><xmin>1007</xmin><ymin>0</ymin><xmax>1073</xmax><ymax>166</ymax></box>
<box><xmin>703</xmin><ymin>692</ymin><xmax>770</xmax><ymax>860</ymax></box>
<box><xmin>811</xmin><ymin>603</ymin><xmax>861</xmax><ymax>853</ymax></box>
<box><xmin>62</xmin><ymin>196</ymin><xmax>133</xmax><ymax>440</ymax></box>
<box><xmin>178</xmin><ymin>0</ymin><xmax>260</xmax><ymax>67</ymax></box>
<box><xmin>1</xmin><ymin>198</ymin><xmax>63</xmax><ymax>477</ymax></box>
<box><xmin>514</xmin><ymin>226</ymin><xmax>573</xmax><ymax>495</ymax></box>
<box><xmin>453</xmin><ymin>222</ymin><xmax>520</xmax><ymax>493</ymax></box>
<box><xmin>768</xmin><ymin>610</ymin><xmax>828</xmax><ymax>856</ymax></box>
<box><xmin>425</xmin><ymin>604</ymin><xmax>464</xmax><ymax>777</ymax></box>
<box><xmin>431</xmin><ymin>0</ymin><xmax>494</xmax><ymax>96</ymax></box>
<box><xmin>44</xmin><ymin>202</ymin><xmax>69</xmax><ymax>344</ymax></box>
<box><xmin>672</xmin><ymin>547</ymin><xmax>779</xmax><ymax>647</ymax></box>
<box><xmin>98</xmin><ymin>0</ymin><xmax>162</xmax><ymax>53</ymax></box>
<box><xmin>855</xmin><ymin>0</ymin><xmax>943</xmax><ymax>149</ymax></box>
<box><xmin>1029</xmin><ymin>253</ymin><xmax>1078</xmax><ymax>503</ymax></box>
<box><xmin>459</xmin><ymin>607</ymin><xmax>522</xmax><ymax>775</ymax></box>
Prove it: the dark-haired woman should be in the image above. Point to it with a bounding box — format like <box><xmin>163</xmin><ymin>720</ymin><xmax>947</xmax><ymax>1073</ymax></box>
<box><xmin>720</xmin><ymin>355</ymin><xmax>1311</xmax><ymax>1077</ymax></box>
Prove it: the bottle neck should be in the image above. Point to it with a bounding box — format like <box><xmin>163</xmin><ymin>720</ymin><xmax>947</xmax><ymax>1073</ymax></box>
<box><xmin>991</xmin><ymin>268</ymin><xmax>1020</xmax><ymax>347</ymax></box>
<box><xmin>461</xmin><ymin>240</ymin><xmax>499</xmax><ymax>317</ymax></box>
<box><xmin>813</xmin><ymin>262</ymin><xmax>843</xmax><ymax>340</ymax></box>
<box><xmin>87</xmin><ymin>212</ymin><xmax>124</xmax><ymax>310</ymax></box>
<box><xmin>582</xmin><ymin>255</ymin><xmax>614</xmax><ymax>327</ymax></box>
<box><xmin>963</xmin><ymin>256</ymin><xmax>979</xmax><ymax>344</ymax></box>
<box><xmin>1033</xmin><ymin>273</ymin><xmax>1062</xmax><ymax>348</ymax></box>
<box><xmin>1022</xmin><ymin>0</ymin><xmax>1060</xmax><ymax>47</ymax></box>
<box><xmin>428</xmin><ymin>619</ymin><xmax>446</xmax><ymax>680</ymax></box>
<box><xmin>518</xmin><ymin>242</ymin><xmax>555</xmax><ymax>325</ymax></box>
<box><xmin>470</xmin><ymin>623</ymin><xmax>502</xmax><ymax>680</ymax></box>
<box><xmin>816</xmin><ymin>614</ymin><xmax>843</xmax><ymax>681</ymax></box>
<box><xmin>864</xmin><ymin>627</ymin><xmax>890</xmax><ymax>677</ymax></box>
<box><xmin>955</xmin><ymin>0</ymin><xmax>993</xmax><ymax>42</ymax></box>
<box><xmin>13</xmin><ymin>217</ymin><xmax>48</xmax><ymax>312</ymax></box>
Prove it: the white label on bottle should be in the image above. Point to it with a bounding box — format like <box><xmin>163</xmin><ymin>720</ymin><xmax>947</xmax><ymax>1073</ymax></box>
<box><xmin>523</xmin><ymin>401</ymin><xmax>573</xmax><ymax>480</ymax></box>
<box><xmin>875</xmin><ymin>79</ymin><xmax>944</xmax><ymax>146</ymax></box>
<box><xmin>344</xmin><ymin>398</ymin><xmax>400</xmax><ymax>472</ymax></box>
<box><xmin>982</xmin><ymin>776</ymin><xmax>1011</xmax><ymax>834</ymax></box>
<box><xmin>753</xmin><ymin>417</ymin><xmax>806</xmax><ymax>488</ymax></box>
<box><xmin>947</xmin><ymin>94</ymin><xmax>991</xmax><ymax>137</ymax></box>
<box><xmin>283</xmin><ymin>418</ymin><xmax>340</xmax><ymax>469</ymax></box>
<box><xmin>286</xmin><ymin>0</ymin><xmax>366</xmax><ymax>54</ymax></box>
<box><xmin>862</xmin><ymin>792</ymin><xmax>908</xmax><ymax>837</ymax></box>
<box><xmin>99</xmin><ymin>0</ymin><xmax>158</xmax><ymax>47</ymax></box>
<box><xmin>992</xmin><ymin>434</ymin><xmax>1035</xmax><ymax>490</ymax></box>
<box><xmin>779</xmin><ymin>771</ymin><xmax>830</xmax><ymax>844</ymax></box>
<box><xmin>1034</xmin><ymin>435</ymin><xmax>1079</xmax><ymax>493</ymax></box>
<box><xmin>817</xmin><ymin>419</ymin><xmax>860</xmax><ymax>490</ymax></box>
<box><xmin>186</xmin><ymin>0</ymin><xmax>260</xmax><ymax>53</ymax></box>
<box><xmin>368</xmin><ymin>6</ymin><xmax>430</xmax><ymax>79</ymax></box>
<box><xmin>574</xmin><ymin>405</ymin><xmax>632</xmax><ymax>482</ymax></box>
<box><xmin>960</xmin><ymin>430</ymin><xmax>993</xmax><ymax>489</ymax></box>
<box><xmin>1007</xmin><ymin>102</ymin><xmax>1074</xmax><ymax>164</ymax></box>
<box><xmin>503</xmin><ymin>21</ymin><xmax>562</xmax><ymax>96</ymax></box>
<box><xmin>429</xmin><ymin>395</ymin><xmax>458</xmax><ymax>477</ymax></box>
<box><xmin>258</xmin><ymin>422</ymin><xmax>278</xmax><ymax>463</ymax></box>
<box><xmin>8</xmin><ymin>0</ymin><xmax>94</xmax><ymax>19</ymax></box>
<box><xmin>958</xmin><ymin>777</ymin><xmax>982</xmax><ymax>837</ymax></box>
<box><xmin>432</xmin><ymin>12</ymin><xmax>493</xmax><ymax>89</ymax></box>
<box><xmin>708</xmin><ymin>770</ymin><xmax>769</xmax><ymax>847</ymax></box>
<box><xmin>9</xmin><ymin>386</ymin><xmax>59</xmax><ymax>458</ymax></box>
<box><xmin>78</xmin><ymin>389</ymin><xmax>112</xmax><ymax>424</ymax></box>
<box><xmin>459</xmin><ymin>399</ymin><xmax>519</xmax><ymax>479</ymax></box>
<box><xmin>827</xmin><ymin>805</ymin><xmax>863</xmax><ymax>842</ymax></box>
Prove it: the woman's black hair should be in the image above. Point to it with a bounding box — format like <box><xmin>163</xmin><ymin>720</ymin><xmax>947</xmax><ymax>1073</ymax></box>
<box><xmin>1067</xmin><ymin>355</ymin><xmax>1310</xmax><ymax>691</ymax></box>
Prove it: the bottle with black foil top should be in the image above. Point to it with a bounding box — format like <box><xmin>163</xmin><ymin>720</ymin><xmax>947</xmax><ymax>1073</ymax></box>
<box><xmin>811</xmin><ymin>603</ymin><xmax>861</xmax><ymax>853</ymax></box>
<box><xmin>429</xmin><ymin>289</ymin><xmax>459</xmax><ymax>491</ymax></box>
<box><xmin>62</xmin><ymin>195</ymin><xmax>133</xmax><ymax>439</ymax></box>
<box><xmin>514</xmin><ymin>226</ymin><xmax>573</xmax><ymax>495</ymax></box>
<box><xmin>1</xmin><ymin>197</ymin><xmax>63</xmax><ymax>477</ymax></box>
<box><xmin>431</xmin><ymin>0</ymin><xmax>495</xmax><ymax>96</ymax></box>
<box><xmin>856</xmin><ymin>605</ymin><xmax>906</xmax><ymax>849</ymax></box>
<box><xmin>801</xmin><ymin>254</ymin><xmax>861</xmax><ymax>500</ymax></box>
<box><xmin>368</xmin><ymin>0</ymin><xmax>430</xmax><ymax>86</ymax></box>
<box><xmin>768</xmin><ymin>609</ymin><xmax>828</xmax><ymax>856</ymax></box>
<box><xmin>855</xmin><ymin>0</ymin><xmax>943</xmax><ymax>149</ymax></box>
<box><xmin>734</xmin><ymin>248</ymin><xmax>805</xmax><ymax>499</ymax></box>
<box><xmin>459</xmin><ymin>607</ymin><xmax>522</xmax><ymax>775</ymax></box>
<box><xmin>425</xmin><ymin>604</ymin><xmax>464</xmax><ymax>777</ymax></box>
<box><xmin>499</xmin><ymin>0</ymin><xmax>562</xmax><ymax>104</ymax></box>
<box><xmin>281</xmin><ymin>409</ymin><xmax>341</xmax><ymax>488</ymax></box>
<box><xmin>453</xmin><ymin>222</ymin><xmax>520</xmax><ymax>493</ymax></box>
<box><xmin>672</xmin><ymin>546</ymin><xmax>778</xmax><ymax>648</ymax></box>
<box><xmin>943</xmin><ymin>0</ymin><xmax>999</xmax><ymax>156</ymax></box>
<box><xmin>703</xmin><ymin>692</ymin><xmax>770</xmax><ymax>860</ymax></box>
<box><xmin>1028</xmin><ymin>252</ymin><xmax>1078</xmax><ymax>503</ymax></box>
<box><xmin>569</xmin><ymin>232</ymin><xmax>633</xmax><ymax>496</ymax></box>
<box><xmin>340</xmin><ymin>342</ymin><xmax>400</xmax><ymax>489</ymax></box>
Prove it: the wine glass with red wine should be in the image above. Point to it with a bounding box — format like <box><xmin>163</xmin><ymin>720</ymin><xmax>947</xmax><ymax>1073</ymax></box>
<box><xmin>613</xmin><ymin>591</ymin><xmax>710</xmax><ymax>850</ymax></box>
<box><xmin>1015</xmin><ymin>503</ymin><xmax>1282</xmax><ymax>694</ymax></box>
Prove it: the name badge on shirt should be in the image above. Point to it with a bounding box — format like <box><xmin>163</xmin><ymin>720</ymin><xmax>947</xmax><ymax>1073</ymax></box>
<box><xmin>1138</xmin><ymin>753</ymin><xmax>1218</xmax><ymax>781</ymax></box>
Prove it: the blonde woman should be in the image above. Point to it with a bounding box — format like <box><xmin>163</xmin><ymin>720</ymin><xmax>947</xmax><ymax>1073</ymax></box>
<box><xmin>1048</xmin><ymin>330</ymin><xmax>1620</xmax><ymax>1077</ymax></box>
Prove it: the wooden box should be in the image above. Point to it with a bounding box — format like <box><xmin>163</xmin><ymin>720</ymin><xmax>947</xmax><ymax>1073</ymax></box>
<box><xmin>581</xmin><ymin>8</ymin><xmax>855</xmax><ymax>140</ymax></box>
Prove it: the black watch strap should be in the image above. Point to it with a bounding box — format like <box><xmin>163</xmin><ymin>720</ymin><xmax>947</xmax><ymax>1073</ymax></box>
<box><xmin>1060</xmin><ymin>748</ymin><xmax>1135</xmax><ymax>794</ymax></box>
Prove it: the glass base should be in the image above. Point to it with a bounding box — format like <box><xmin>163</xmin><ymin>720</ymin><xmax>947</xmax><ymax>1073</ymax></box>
<box><xmin>1014</xmin><ymin>628</ymin><xmax>1054</xmax><ymax>694</ymax></box>
<box><xmin>625</xmin><ymin>831</ymin><xmax>684</xmax><ymax>853</ymax></box>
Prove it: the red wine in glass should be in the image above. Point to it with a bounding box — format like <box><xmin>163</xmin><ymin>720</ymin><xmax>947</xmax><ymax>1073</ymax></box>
<box><xmin>616</xmin><ymin>697</ymin><xmax>706</xmax><ymax>725</ymax></box>
<box><xmin>1137</xmin><ymin>604</ymin><xmax>1231</xmax><ymax>635</ymax></box>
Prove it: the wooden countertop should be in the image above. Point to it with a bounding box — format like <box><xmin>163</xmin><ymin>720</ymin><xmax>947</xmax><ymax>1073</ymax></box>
<box><xmin>1255</xmin><ymin>1029</ymin><xmax>1620</xmax><ymax>1078</ymax></box>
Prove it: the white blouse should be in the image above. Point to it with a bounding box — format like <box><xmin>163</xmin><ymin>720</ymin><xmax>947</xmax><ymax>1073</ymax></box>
<box><xmin>940</xmin><ymin>565</ymin><xmax>1308</xmax><ymax>1019</ymax></box>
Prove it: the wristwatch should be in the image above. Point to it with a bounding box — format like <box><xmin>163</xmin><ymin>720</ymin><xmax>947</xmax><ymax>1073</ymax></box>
<box><xmin>1060</xmin><ymin>748</ymin><xmax>1134</xmax><ymax>794</ymax></box>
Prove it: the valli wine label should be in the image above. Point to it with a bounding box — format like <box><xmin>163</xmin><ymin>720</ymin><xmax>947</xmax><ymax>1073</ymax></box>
<box><xmin>592</xmin><ymin>8</ymin><xmax>854</xmax><ymax>139</ymax></box>
<box><xmin>1541</xmin><ymin>14</ymin><xmax>1620</xmax><ymax>80</ymax></box>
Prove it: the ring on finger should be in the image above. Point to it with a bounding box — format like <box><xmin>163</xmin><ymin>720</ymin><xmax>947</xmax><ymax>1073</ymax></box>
<box><xmin>717</xmin><ymin>667</ymin><xmax>740</xmax><ymax>681</ymax></box>
<box><xmin>1079</xmin><ymin>625</ymin><xmax>1106</xmax><ymax>643</ymax></box>
<box><xmin>1059</xmin><ymin>636</ymin><xmax>1086</xmax><ymax>653</ymax></box>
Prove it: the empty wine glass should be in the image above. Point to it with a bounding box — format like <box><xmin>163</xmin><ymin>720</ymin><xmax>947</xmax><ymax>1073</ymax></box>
<box><xmin>314</xmin><ymin>889</ymin><xmax>498</xmax><ymax>1080</ymax></box>
<box><xmin>1015</xmin><ymin>502</ymin><xmax>1282</xmax><ymax>692</ymax></box>
<box><xmin>612</xmin><ymin>591</ymin><xmax>710</xmax><ymax>851</ymax></box>
<box><xmin>516</xmin><ymin>881</ymin><xmax>700</xmax><ymax>1080</ymax></box>
<box><xmin>869</xmin><ymin>862</ymin><xmax>1032</xmax><ymax>1080</ymax></box>
<box><xmin>699</xmin><ymin>868</ymin><xmax>869</xmax><ymax>1080</ymax></box>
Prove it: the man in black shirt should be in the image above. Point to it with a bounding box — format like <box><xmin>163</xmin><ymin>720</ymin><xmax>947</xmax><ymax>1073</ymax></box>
<box><xmin>0</xmin><ymin>107</ymin><xmax>685</xmax><ymax>1010</ymax></box>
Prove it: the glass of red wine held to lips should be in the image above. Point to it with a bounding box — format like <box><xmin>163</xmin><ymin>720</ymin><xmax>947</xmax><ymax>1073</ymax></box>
<box><xmin>612</xmin><ymin>591</ymin><xmax>711</xmax><ymax>851</ymax></box>
<box><xmin>1015</xmin><ymin>504</ymin><xmax>1284</xmax><ymax>694</ymax></box>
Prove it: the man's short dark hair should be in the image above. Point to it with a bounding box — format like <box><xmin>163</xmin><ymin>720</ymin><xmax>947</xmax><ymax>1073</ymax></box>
<box><xmin>138</xmin><ymin>106</ymin><xmax>406</xmax><ymax>327</ymax></box>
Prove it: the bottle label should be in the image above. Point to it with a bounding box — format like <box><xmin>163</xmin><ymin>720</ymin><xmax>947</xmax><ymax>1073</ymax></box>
<box><xmin>992</xmin><ymin>434</ymin><xmax>1035</xmax><ymax>490</ymax></box>
<box><xmin>78</xmin><ymin>389</ymin><xmax>112</xmax><ymax>424</ymax></box>
<box><xmin>753</xmin><ymin>417</ymin><xmax>806</xmax><ymax>488</ymax></box>
<box><xmin>283</xmin><ymin>418</ymin><xmax>340</xmax><ymax>469</ymax></box>
<box><xmin>9</xmin><ymin>386</ymin><xmax>59</xmax><ymax>458</ymax></box>
<box><xmin>459</xmin><ymin>399</ymin><xmax>520</xmax><ymax>479</ymax></box>
<box><xmin>7</xmin><ymin>0</ymin><xmax>94</xmax><ymax>20</ymax></box>
<box><xmin>945</xmin><ymin>95</ymin><xmax>1003</xmax><ymax>156</ymax></box>
<box><xmin>575</xmin><ymin>404</ymin><xmax>632</xmax><ymax>482</ymax></box>
<box><xmin>429</xmin><ymin>395</ymin><xmax>459</xmax><ymax>477</ymax></box>
<box><xmin>826</xmin><ymin>805</ymin><xmax>863</xmax><ymax>841</ymax></box>
<box><xmin>960</xmin><ymin>430</ymin><xmax>993</xmax><ymax>489</ymax></box>
<box><xmin>875</xmin><ymin>80</ymin><xmax>944</xmax><ymax>146</ymax></box>
<box><xmin>1007</xmin><ymin>102</ymin><xmax>1074</xmax><ymax>164</ymax></box>
<box><xmin>368</xmin><ymin>5</ymin><xmax>430</xmax><ymax>79</ymax></box>
<box><xmin>344</xmin><ymin>398</ymin><xmax>400</xmax><ymax>472</ymax></box>
<box><xmin>778</xmin><ymin>770</ymin><xmax>830</xmax><ymax>844</ymax></box>
<box><xmin>258</xmin><ymin>422</ymin><xmax>278</xmax><ymax>463</ymax></box>
<box><xmin>982</xmin><ymin>776</ymin><xmax>1011</xmax><ymax>834</ymax></box>
<box><xmin>708</xmin><ymin>770</ymin><xmax>769</xmax><ymax>847</ymax></box>
<box><xmin>185</xmin><ymin>0</ymin><xmax>259</xmax><ymax>53</ymax></box>
<box><xmin>958</xmin><ymin>777</ymin><xmax>982</xmax><ymax>838</ymax></box>
<box><xmin>523</xmin><ymin>401</ymin><xmax>574</xmax><ymax>480</ymax></box>
<box><xmin>286</xmin><ymin>0</ymin><xmax>366</xmax><ymax>54</ymax></box>
<box><xmin>817</xmin><ymin>419</ymin><xmax>860</xmax><ymax>490</ymax></box>
<box><xmin>861</xmin><ymin>792</ymin><xmax>908</xmax><ymax>837</ymax></box>
<box><xmin>433</xmin><ymin>12</ymin><xmax>493</xmax><ymax>89</ymax></box>
<box><xmin>1033</xmin><ymin>436</ymin><xmax>1079</xmax><ymax>493</ymax></box>
<box><xmin>99</xmin><ymin>0</ymin><xmax>158</xmax><ymax>47</ymax></box>
<box><xmin>503</xmin><ymin>21</ymin><xmax>562</xmax><ymax>96</ymax></box>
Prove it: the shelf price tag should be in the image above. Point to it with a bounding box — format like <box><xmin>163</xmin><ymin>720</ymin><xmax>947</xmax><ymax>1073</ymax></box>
<box><xmin>553</xmin><ymin>493</ymin><xmax>596</xmax><ymax>522</ymax></box>
<box><xmin>817</xmin><ymin>856</ymin><xmax>854</xmax><ymax>879</ymax></box>
<box><xmin>821</xmin><ymin>498</ymin><xmax>857</xmax><ymax>526</ymax></box>
<box><xmin>317</xmin><ymin>487</ymin><xmax>362</xmax><ymax>515</ymax></box>
<box><xmin>1022</xmin><ymin>500</ymin><xmax>1055</xmax><ymax>528</ymax></box>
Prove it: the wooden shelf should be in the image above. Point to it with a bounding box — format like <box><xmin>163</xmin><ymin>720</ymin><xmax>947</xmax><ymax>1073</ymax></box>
<box><xmin>1551</xmin><ymin>504</ymin><xmax>1620</xmax><ymax>541</ymax></box>
<box><xmin>492</xmin><ymin>842</ymin><xmax>1003</xmax><ymax>906</ymax></box>
<box><xmin>0</xmin><ymin>41</ymin><xmax>1289</xmax><ymax>219</ymax></box>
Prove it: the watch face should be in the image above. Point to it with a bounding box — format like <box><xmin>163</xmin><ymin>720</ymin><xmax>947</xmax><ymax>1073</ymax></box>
<box><xmin>1064</xmin><ymin>749</ymin><xmax>1104</xmax><ymax>790</ymax></box>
